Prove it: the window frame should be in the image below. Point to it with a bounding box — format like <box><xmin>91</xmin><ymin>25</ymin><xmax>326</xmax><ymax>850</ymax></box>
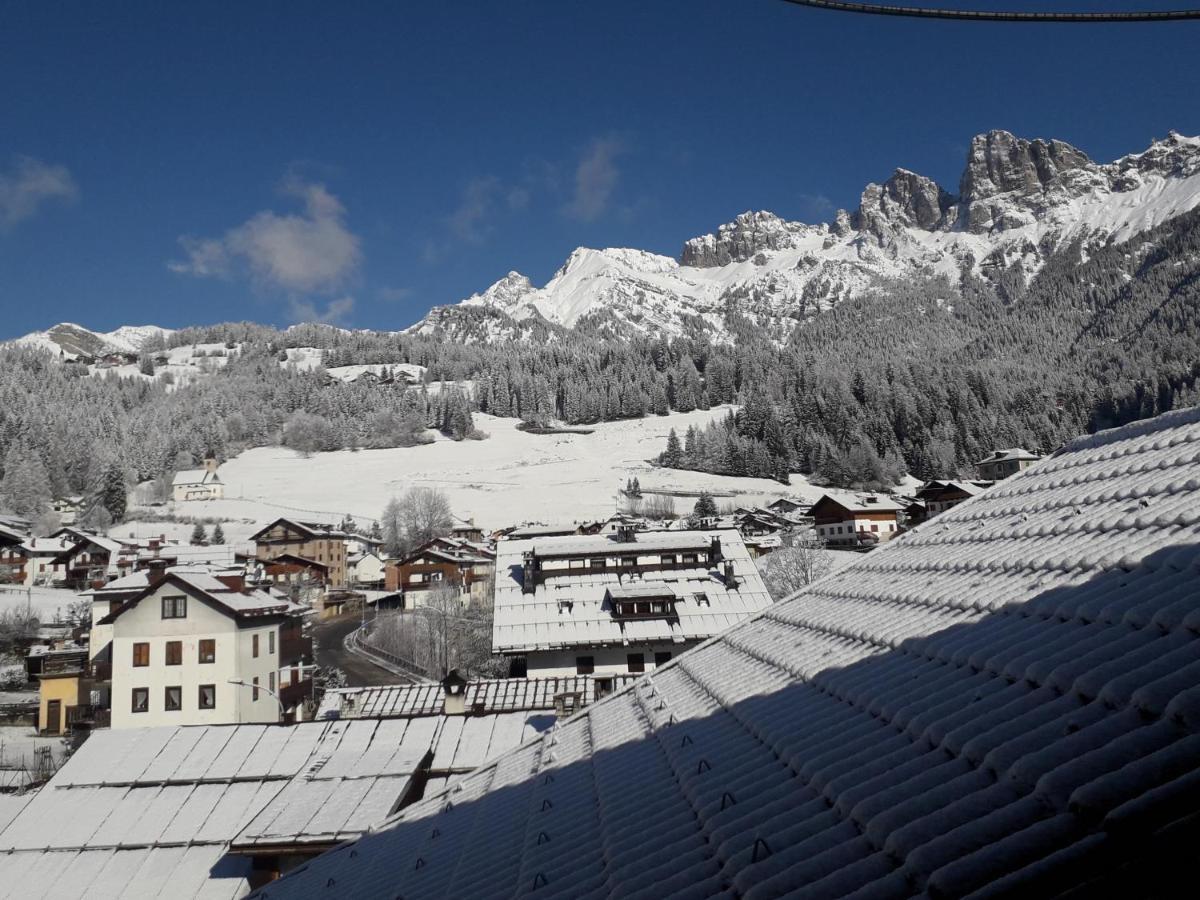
<box><xmin>164</xmin><ymin>685</ymin><xmax>182</xmax><ymax>712</ymax></box>
<box><xmin>654</xmin><ymin>651</ymin><xmax>672</xmax><ymax>667</ymax></box>
<box><xmin>198</xmin><ymin>639</ymin><xmax>216</xmax><ymax>664</ymax></box>
<box><xmin>575</xmin><ymin>655</ymin><xmax>595</xmax><ymax>675</ymax></box>
<box><xmin>131</xmin><ymin>687</ymin><xmax>149</xmax><ymax>713</ymax></box>
<box><xmin>132</xmin><ymin>642</ymin><xmax>150</xmax><ymax>667</ymax></box>
<box><xmin>198</xmin><ymin>684</ymin><xmax>216</xmax><ymax>710</ymax></box>
<box><xmin>252</xmin><ymin>676</ymin><xmax>260</xmax><ymax>701</ymax></box>
<box><xmin>626</xmin><ymin>653</ymin><xmax>645</xmax><ymax>674</ymax></box>
<box><xmin>161</xmin><ymin>595</ymin><xmax>187</xmax><ymax>619</ymax></box>
<box><xmin>252</xmin><ymin>634</ymin><xmax>260</xmax><ymax>658</ymax></box>
<box><xmin>165</xmin><ymin>640</ymin><xmax>182</xmax><ymax>666</ymax></box>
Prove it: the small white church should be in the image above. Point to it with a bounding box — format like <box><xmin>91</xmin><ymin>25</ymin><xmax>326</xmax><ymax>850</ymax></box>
<box><xmin>172</xmin><ymin>458</ymin><xmax>224</xmax><ymax>502</ymax></box>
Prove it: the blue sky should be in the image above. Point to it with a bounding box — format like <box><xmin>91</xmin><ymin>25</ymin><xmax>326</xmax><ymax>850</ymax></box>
<box><xmin>1</xmin><ymin>0</ymin><xmax>1198</xmax><ymax>337</ymax></box>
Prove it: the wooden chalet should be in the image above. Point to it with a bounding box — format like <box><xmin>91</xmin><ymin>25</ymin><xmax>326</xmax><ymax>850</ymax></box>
<box><xmin>250</xmin><ymin>518</ymin><xmax>351</xmax><ymax>588</ymax></box>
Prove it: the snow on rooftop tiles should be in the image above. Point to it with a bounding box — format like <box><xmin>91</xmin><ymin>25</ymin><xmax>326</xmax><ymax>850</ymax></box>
<box><xmin>492</xmin><ymin>530</ymin><xmax>773</xmax><ymax>654</ymax></box>
<box><xmin>256</xmin><ymin>404</ymin><xmax>1200</xmax><ymax>899</ymax></box>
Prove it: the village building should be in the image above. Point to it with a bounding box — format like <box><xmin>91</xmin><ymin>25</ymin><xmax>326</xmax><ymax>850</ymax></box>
<box><xmin>766</xmin><ymin>496</ymin><xmax>808</xmax><ymax>516</ymax></box>
<box><xmin>809</xmin><ymin>493</ymin><xmax>903</xmax><ymax>547</ymax></box>
<box><xmin>384</xmin><ymin>537</ymin><xmax>495</xmax><ymax>605</ymax></box>
<box><xmin>171</xmin><ymin>457</ymin><xmax>225</xmax><ymax>501</ymax></box>
<box><xmin>260</xmin><ymin>404</ymin><xmax>1200</xmax><ymax>900</ymax></box>
<box><xmin>250</xmin><ymin>518</ymin><xmax>351</xmax><ymax>588</ymax></box>
<box><xmin>915</xmin><ymin>478</ymin><xmax>994</xmax><ymax>517</ymax></box>
<box><xmin>976</xmin><ymin>446</ymin><xmax>1043</xmax><ymax>480</ymax></box>
<box><xmin>95</xmin><ymin>570</ymin><xmax>312</xmax><ymax>728</ymax></box>
<box><xmin>54</xmin><ymin>527</ymin><xmax>137</xmax><ymax>588</ymax></box>
<box><xmin>0</xmin><ymin>524</ymin><xmax>27</xmax><ymax>584</ymax></box>
<box><xmin>503</xmin><ymin>523</ymin><xmax>581</xmax><ymax>540</ymax></box>
<box><xmin>35</xmin><ymin>648</ymin><xmax>95</xmax><ymax>735</ymax></box>
<box><xmin>6</xmin><ymin>534</ymin><xmax>75</xmax><ymax>586</ymax></box>
<box><xmin>50</xmin><ymin>495</ymin><xmax>84</xmax><ymax>526</ymax></box>
<box><xmin>347</xmin><ymin>548</ymin><xmax>386</xmax><ymax>587</ymax></box>
<box><xmin>492</xmin><ymin>527</ymin><xmax>772</xmax><ymax>678</ymax></box>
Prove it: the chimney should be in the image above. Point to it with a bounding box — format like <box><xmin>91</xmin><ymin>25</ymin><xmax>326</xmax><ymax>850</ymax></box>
<box><xmin>442</xmin><ymin>669</ymin><xmax>469</xmax><ymax>715</ymax></box>
<box><xmin>616</xmin><ymin>523</ymin><xmax>637</xmax><ymax>543</ymax></box>
<box><xmin>216</xmin><ymin>573</ymin><xmax>245</xmax><ymax>592</ymax></box>
<box><xmin>710</xmin><ymin>536</ymin><xmax>723</xmax><ymax>563</ymax></box>
<box><xmin>521</xmin><ymin>550</ymin><xmax>537</xmax><ymax>594</ymax></box>
<box><xmin>723</xmin><ymin>560</ymin><xmax>738</xmax><ymax>589</ymax></box>
<box><xmin>144</xmin><ymin>559</ymin><xmax>169</xmax><ymax>591</ymax></box>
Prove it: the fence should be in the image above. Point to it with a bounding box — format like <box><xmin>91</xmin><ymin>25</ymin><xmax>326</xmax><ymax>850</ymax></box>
<box><xmin>351</xmin><ymin>622</ymin><xmax>432</xmax><ymax>681</ymax></box>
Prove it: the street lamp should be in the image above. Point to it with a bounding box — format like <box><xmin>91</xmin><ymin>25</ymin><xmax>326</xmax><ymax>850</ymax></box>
<box><xmin>227</xmin><ymin>677</ymin><xmax>286</xmax><ymax>719</ymax></box>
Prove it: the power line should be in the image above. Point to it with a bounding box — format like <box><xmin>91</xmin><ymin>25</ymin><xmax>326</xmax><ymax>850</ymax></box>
<box><xmin>778</xmin><ymin>1</ymin><xmax>1200</xmax><ymax>22</ymax></box>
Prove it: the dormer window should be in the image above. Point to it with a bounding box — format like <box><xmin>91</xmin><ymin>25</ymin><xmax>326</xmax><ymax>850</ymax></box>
<box><xmin>609</xmin><ymin>584</ymin><xmax>678</xmax><ymax>620</ymax></box>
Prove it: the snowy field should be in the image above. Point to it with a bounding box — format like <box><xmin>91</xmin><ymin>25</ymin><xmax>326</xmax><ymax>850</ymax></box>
<box><xmin>164</xmin><ymin>407</ymin><xmax>886</xmax><ymax>532</ymax></box>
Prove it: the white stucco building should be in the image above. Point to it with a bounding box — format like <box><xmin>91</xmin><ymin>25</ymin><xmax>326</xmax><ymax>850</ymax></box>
<box><xmin>97</xmin><ymin>570</ymin><xmax>311</xmax><ymax>728</ymax></box>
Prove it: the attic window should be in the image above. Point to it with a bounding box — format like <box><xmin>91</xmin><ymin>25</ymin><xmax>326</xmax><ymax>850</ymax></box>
<box><xmin>162</xmin><ymin>595</ymin><xmax>187</xmax><ymax>619</ymax></box>
<box><xmin>693</xmin><ymin>592</ymin><xmax>710</xmax><ymax>607</ymax></box>
<box><xmin>558</xmin><ymin>599</ymin><xmax>574</xmax><ymax>614</ymax></box>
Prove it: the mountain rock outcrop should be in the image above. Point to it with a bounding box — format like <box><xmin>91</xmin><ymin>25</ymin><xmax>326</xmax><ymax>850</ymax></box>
<box><xmin>410</xmin><ymin>130</ymin><xmax>1200</xmax><ymax>344</ymax></box>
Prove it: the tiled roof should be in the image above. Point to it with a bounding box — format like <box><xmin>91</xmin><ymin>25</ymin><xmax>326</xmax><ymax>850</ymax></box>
<box><xmin>492</xmin><ymin>531</ymin><xmax>773</xmax><ymax>653</ymax></box>
<box><xmin>257</xmin><ymin>405</ymin><xmax>1200</xmax><ymax>899</ymax></box>
<box><xmin>977</xmin><ymin>447</ymin><xmax>1042</xmax><ymax>464</ymax></box>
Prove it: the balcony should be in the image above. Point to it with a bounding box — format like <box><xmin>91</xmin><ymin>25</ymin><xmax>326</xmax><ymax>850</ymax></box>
<box><xmin>278</xmin><ymin>678</ymin><xmax>312</xmax><ymax>711</ymax></box>
<box><xmin>279</xmin><ymin>631</ymin><xmax>312</xmax><ymax>665</ymax></box>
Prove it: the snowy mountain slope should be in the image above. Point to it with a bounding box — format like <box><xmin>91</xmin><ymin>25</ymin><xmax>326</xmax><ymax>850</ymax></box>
<box><xmin>8</xmin><ymin>322</ymin><xmax>173</xmax><ymax>358</ymax></box>
<box><xmin>411</xmin><ymin>130</ymin><xmax>1200</xmax><ymax>342</ymax></box>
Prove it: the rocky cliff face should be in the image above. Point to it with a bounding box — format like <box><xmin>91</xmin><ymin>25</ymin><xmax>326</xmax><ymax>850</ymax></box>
<box><xmin>411</xmin><ymin>131</ymin><xmax>1200</xmax><ymax>344</ymax></box>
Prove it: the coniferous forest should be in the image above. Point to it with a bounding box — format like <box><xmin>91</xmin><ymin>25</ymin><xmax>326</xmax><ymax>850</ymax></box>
<box><xmin>2</xmin><ymin>206</ymin><xmax>1199</xmax><ymax>515</ymax></box>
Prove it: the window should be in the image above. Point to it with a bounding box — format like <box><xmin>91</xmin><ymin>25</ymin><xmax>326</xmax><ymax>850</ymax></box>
<box><xmin>590</xmin><ymin>557</ymin><xmax>606</xmax><ymax>569</ymax></box>
<box><xmin>619</xmin><ymin>556</ymin><xmax>635</xmax><ymax>568</ymax></box>
<box><xmin>269</xmin><ymin>672</ymin><xmax>276</xmax><ymax>692</ymax></box>
<box><xmin>569</xmin><ymin>558</ymin><xmax>585</xmax><ymax>570</ymax></box>
<box><xmin>871</xmin><ymin>524</ymin><xmax>879</xmax><ymax>533</ymax></box>
<box><xmin>252</xmin><ymin>676</ymin><xmax>260</xmax><ymax>701</ymax></box>
<box><xmin>693</xmin><ymin>592</ymin><xmax>710</xmax><ymax>607</ymax></box>
<box><xmin>165</xmin><ymin>641</ymin><xmax>182</xmax><ymax>666</ymax></box>
<box><xmin>162</xmin><ymin>595</ymin><xmax>187</xmax><ymax>618</ymax></box>
<box><xmin>198</xmin><ymin>684</ymin><xmax>216</xmax><ymax>709</ymax></box>
<box><xmin>252</xmin><ymin>634</ymin><xmax>260</xmax><ymax>658</ymax></box>
<box><xmin>576</xmin><ymin>656</ymin><xmax>594</xmax><ymax>675</ymax></box>
<box><xmin>655</xmin><ymin>651</ymin><xmax>672</xmax><ymax>666</ymax></box>
<box><xmin>627</xmin><ymin>653</ymin><xmax>645</xmax><ymax>674</ymax></box>
<box><xmin>268</xmin><ymin>631</ymin><xmax>275</xmax><ymax>654</ymax></box>
<box><xmin>199</xmin><ymin>639</ymin><xmax>215</xmax><ymax>664</ymax></box>
<box><xmin>132</xmin><ymin>642</ymin><xmax>149</xmax><ymax>667</ymax></box>
<box><xmin>164</xmin><ymin>685</ymin><xmax>182</xmax><ymax>711</ymax></box>
<box><xmin>682</xmin><ymin>553</ymin><xmax>697</xmax><ymax>564</ymax></box>
<box><xmin>132</xmin><ymin>687</ymin><xmax>149</xmax><ymax>713</ymax></box>
<box><xmin>660</xmin><ymin>554</ymin><xmax>676</xmax><ymax>565</ymax></box>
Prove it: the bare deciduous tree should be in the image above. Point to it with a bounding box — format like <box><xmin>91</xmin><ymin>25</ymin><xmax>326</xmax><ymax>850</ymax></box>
<box><xmin>379</xmin><ymin>487</ymin><xmax>453</xmax><ymax>558</ymax></box>
<box><xmin>758</xmin><ymin>530</ymin><xmax>833</xmax><ymax>600</ymax></box>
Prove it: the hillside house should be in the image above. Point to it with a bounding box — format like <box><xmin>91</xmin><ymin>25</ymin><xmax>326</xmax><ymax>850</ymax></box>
<box><xmin>916</xmin><ymin>479</ymin><xmax>994</xmax><ymax>517</ymax></box>
<box><xmin>384</xmin><ymin>538</ymin><xmax>495</xmax><ymax>605</ymax></box>
<box><xmin>810</xmin><ymin>493</ymin><xmax>903</xmax><ymax>547</ymax></box>
<box><xmin>50</xmin><ymin>495</ymin><xmax>84</xmax><ymax>525</ymax></box>
<box><xmin>976</xmin><ymin>446</ymin><xmax>1042</xmax><ymax>480</ymax></box>
<box><xmin>96</xmin><ymin>570</ymin><xmax>312</xmax><ymax>727</ymax></box>
<box><xmin>36</xmin><ymin>648</ymin><xmax>94</xmax><ymax>736</ymax></box>
<box><xmin>171</xmin><ymin>458</ymin><xmax>224</xmax><ymax>501</ymax></box>
<box><xmin>55</xmin><ymin>527</ymin><xmax>137</xmax><ymax>588</ymax></box>
<box><xmin>450</xmin><ymin>520</ymin><xmax>485</xmax><ymax>542</ymax></box>
<box><xmin>0</xmin><ymin>524</ymin><xmax>26</xmax><ymax>584</ymax></box>
<box><xmin>492</xmin><ymin>528</ymin><xmax>773</xmax><ymax>678</ymax></box>
<box><xmin>9</xmin><ymin>534</ymin><xmax>77</xmax><ymax>586</ymax></box>
<box><xmin>250</xmin><ymin>518</ymin><xmax>350</xmax><ymax>588</ymax></box>
<box><xmin>504</xmin><ymin>523</ymin><xmax>581</xmax><ymax>540</ymax></box>
<box><xmin>261</xmin><ymin>403</ymin><xmax>1200</xmax><ymax>900</ymax></box>
<box><xmin>766</xmin><ymin>496</ymin><xmax>808</xmax><ymax>516</ymax></box>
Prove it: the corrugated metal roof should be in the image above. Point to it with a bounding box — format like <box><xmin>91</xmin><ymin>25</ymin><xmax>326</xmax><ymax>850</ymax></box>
<box><xmin>255</xmin><ymin>404</ymin><xmax>1200</xmax><ymax>900</ymax></box>
<box><xmin>317</xmin><ymin>675</ymin><xmax>639</xmax><ymax>720</ymax></box>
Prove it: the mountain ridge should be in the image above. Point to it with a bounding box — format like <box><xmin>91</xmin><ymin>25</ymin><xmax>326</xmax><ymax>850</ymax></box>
<box><xmin>411</xmin><ymin>129</ymin><xmax>1200</xmax><ymax>343</ymax></box>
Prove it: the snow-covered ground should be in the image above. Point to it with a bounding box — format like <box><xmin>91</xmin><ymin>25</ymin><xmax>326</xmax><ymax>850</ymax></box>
<box><xmin>164</xmin><ymin>408</ymin><xmax>908</xmax><ymax>531</ymax></box>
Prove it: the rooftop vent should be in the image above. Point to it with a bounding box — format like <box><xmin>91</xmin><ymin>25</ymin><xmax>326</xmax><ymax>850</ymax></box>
<box><xmin>442</xmin><ymin>669</ymin><xmax>469</xmax><ymax>715</ymax></box>
<box><xmin>615</xmin><ymin>523</ymin><xmax>638</xmax><ymax>543</ymax></box>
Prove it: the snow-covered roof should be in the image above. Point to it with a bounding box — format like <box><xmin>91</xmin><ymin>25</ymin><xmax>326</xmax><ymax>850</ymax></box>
<box><xmin>811</xmin><ymin>492</ymin><xmax>905</xmax><ymax>514</ymax></box>
<box><xmin>977</xmin><ymin>446</ymin><xmax>1042</xmax><ymax>464</ymax></box>
<box><xmin>97</xmin><ymin>571</ymin><xmax>300</xmax><ymax>624</ymax></box>
<box><xmin>258</xmin><ymin>404</ymin><xmax>1200</xmax><ymax>899</ymax></box>
<box><xmin>0</xmin><ymin>712</ymin><xmax>552</xmax><ymax>896</ymax></box>
<box><xmin>171</xmin><ymin>467</ymin><xmax>220</xmax><ymax>486</ymax></box>
<box><xmin>318</xmin><ymin>676</ymin><xmax>641</xmax><ymax>721</ymax></box>
<box><xmin>492</xmin><ymin>530</ymin><xmax>773</xmax><ymax>654</ymax></box>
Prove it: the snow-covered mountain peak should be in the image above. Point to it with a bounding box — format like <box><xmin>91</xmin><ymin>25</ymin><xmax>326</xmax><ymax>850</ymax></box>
<box><xmin>8</xmin><ymin>322</ymin><xmax>173</xmax><ymax>358</ymax></box>
<box><xmin>409</xmin><ymin>129</ymin><xmax>1200</xmax><ymax>344</ymax></box>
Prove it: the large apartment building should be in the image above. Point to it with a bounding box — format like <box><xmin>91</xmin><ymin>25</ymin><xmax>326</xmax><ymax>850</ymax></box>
<box><xmin>491</xmin><ymin>527</ymin><xmax>773</xmax><ymax>678</ymax></box>
<box><xmin>97</xmin><ymin>570</ymin><xmax>312</xmax><ymax>728</ymax></box>
<box><xmin>250</xmin><ymin>518</ymin><xmax>351</xmax><ymax>588</ymax></box>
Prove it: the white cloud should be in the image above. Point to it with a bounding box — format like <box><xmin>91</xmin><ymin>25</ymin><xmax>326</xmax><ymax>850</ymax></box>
<box><xmin>0</xmin><ymin>156</ymin><xmax>78</xmax><ymax>230</ymax></box>
<box><xmin>798</xmin><ymin>192</ymin><xmax>835</xmax><ymax>222</ymax></box>
<box><xmin>287</xmin><ymin>295</ymin><xmax>355</xmax><ymax>326</ymax></box>
<box><xmin>565</xmin><ymin>137</ymin><xmax>624</xmax><ymax>222</ymax></box>
<box><xmin>447</xmin><ymin>176</ymin><xmax>502</xmax><ymax>243</ymax></box>
<box><xmin>170</xmin><ymin>178</ymin><xmax>362</xmax><ymax>293</ymax></box>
